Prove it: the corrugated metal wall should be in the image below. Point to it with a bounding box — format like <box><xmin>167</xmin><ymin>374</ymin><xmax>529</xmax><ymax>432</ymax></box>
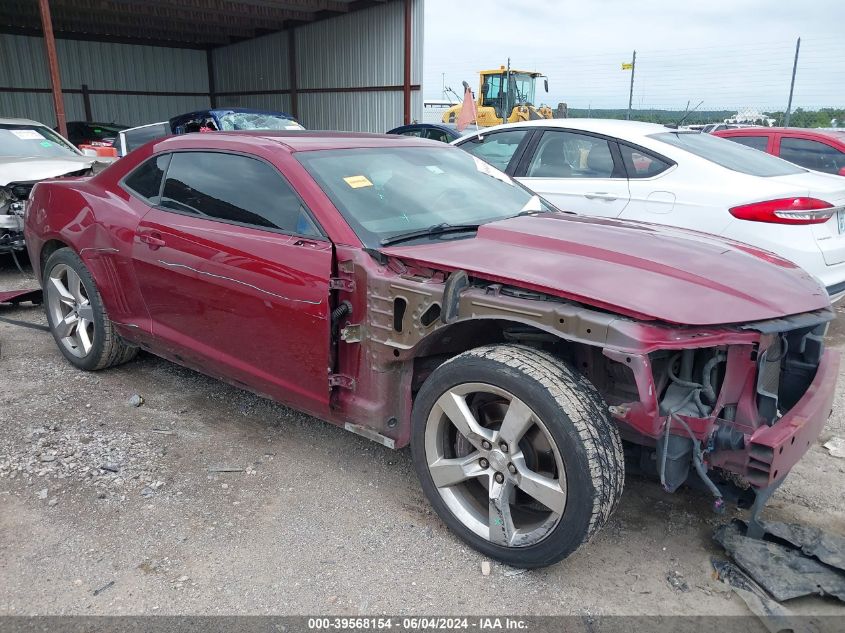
<box><xmin>0</xmin><ymin>33</ymin><xmax>210</xmax><ymax>126</ymax></box>
<box><xmin>1</xmin><ymin>0</ymin><xmax>422</xmax><ymax>132</ymax></box>
<box><xmin>212</xmin><ymin>0</ymin><xmax>423</xmax><ymax>132</ymax></box>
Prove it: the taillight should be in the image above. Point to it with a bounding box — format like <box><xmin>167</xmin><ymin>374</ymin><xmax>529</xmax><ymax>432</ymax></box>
<box><xmin>729</xmin><ymin>197</ymin><xmax>834</xmax><ymax>224</ymax></box>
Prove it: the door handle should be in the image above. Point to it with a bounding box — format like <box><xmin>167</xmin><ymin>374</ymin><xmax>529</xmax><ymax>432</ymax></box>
<box><xmin>293</xmin><ymin>238</ymin><xmax>319</xmax><ymax>248</ymax></box>
<box><xmin>584</xmin><ymin>192</ymin><xmax>618</xmax><ymax>201</ymax></box>
<box><xmin>138</xmin><ymin>231</ymin><xmax>166</xmax><ymax>249</ymax></box>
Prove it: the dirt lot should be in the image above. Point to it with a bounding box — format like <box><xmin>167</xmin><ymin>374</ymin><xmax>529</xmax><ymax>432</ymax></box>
<box><xmin>1</xmin><ymin>258</ymin><xmax>844</xmax><ymax>618</ymax></box>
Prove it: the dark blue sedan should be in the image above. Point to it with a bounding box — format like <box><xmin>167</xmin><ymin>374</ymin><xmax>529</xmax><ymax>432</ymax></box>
<box><xmin>386</xmin><ymin>123</ymin><xmax>467</xmax><ymax>143</ymax></box>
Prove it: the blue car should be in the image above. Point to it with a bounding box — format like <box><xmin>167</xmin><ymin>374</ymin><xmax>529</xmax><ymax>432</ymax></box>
<box><xmin>117</xmin><ymin>108</ymin><xmax>303</xmax><ymax>156</ymax></box>
<box><xmin>386</xmin><ymin>123</ymin><xmax>468</xmax><ymax>143</ymax></box>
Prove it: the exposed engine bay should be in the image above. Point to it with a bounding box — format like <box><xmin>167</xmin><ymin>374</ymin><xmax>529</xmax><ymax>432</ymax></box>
<box><xmin>1</xmin><ymin>167</ymin><xmax>93</xmax><ymax>256</ymax></box>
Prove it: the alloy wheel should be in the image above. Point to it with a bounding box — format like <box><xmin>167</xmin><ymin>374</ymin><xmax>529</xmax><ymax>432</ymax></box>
<box><xmin>46</xmin><ymin>263</ymin><xmax>96</xmax><ymax>358</ymax></box>
<box><xmin>424</xmin><ymin>382</ymin><xmax>567</xmax><ymax>548</ymax></box>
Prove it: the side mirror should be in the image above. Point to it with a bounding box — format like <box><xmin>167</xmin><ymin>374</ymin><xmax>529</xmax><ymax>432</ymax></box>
<box><xmin>839</xmin><ymin>166</ymin><xmax>845</xmax><ymax>177</ymax></box>
<box><xmin>544</xmin><ymin>79</ymin><xmax>549</xmax><ymax>93</ymax></box>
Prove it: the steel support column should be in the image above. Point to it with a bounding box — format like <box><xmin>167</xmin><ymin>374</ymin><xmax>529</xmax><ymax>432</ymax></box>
<box><xmin>288</xmin><ymin>28</ymin><xmax>299</xmax><ymax>119</ymax></box>
<box><xmin>37</xmin><ymin>0</ymin><xmax>67</xmax><ymax>137</ymax></box>
<box><xmin>403</xmin><ymin>0</ymin><xmax>411</xmax><ymax>125</ymax></box>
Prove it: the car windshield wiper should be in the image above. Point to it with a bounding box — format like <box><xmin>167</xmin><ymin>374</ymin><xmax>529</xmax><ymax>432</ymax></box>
<box><xmin>380</xmin><ymin>222</ymin><xmax>482</xmax><ymax>247</ymax></box>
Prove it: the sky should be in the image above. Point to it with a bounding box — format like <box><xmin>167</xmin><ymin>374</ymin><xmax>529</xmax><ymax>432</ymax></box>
<box><xmin>423</xmin><ymin>0</ymin><xmax>845</xmax><ymax>112</ymax></box>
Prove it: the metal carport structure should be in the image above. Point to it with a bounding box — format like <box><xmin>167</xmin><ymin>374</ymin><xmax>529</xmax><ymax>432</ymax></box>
<box><xmin>0</xmin><ymin>0</ymin><xmax>423</xmax><ymax>135</ymax></box>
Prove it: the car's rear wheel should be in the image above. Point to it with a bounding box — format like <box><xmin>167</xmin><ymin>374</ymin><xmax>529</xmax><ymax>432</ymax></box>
<box><xmin>43</xmin><ymin>247</ymin><xmax>138</xmax><ymax>371</ymax></box>
<box><xmin>411</xmin><ymin>344</ymin><xmax>624</xmax><ymax>568</ymax></box>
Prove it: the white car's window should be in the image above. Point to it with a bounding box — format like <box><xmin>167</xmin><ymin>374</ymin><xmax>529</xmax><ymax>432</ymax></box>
<box><xmin>779</xmin><ymin>137</ymin><xmax>845</xmax><ymax>175</ymax></box>
<box><xmin>458</xmin><ymin>129</ymin><xmax>529</xmax><ymax>171</ymax></box>
<box><xmin>526</xmin><ymin>131</ymin><xmax>616</xmax><ymax>179</ymax></box>
<box><xmin>618</xmin><ymin>144</ymin><xmax>672</xmax><ymax>178</ymax></box>
<box><xmin>651</xmin><ymin>131</ymin><xmax>804</xmax><ymax>177</ymax></box>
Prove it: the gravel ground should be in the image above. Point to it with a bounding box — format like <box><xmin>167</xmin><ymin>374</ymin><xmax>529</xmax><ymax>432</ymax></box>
<box><xmin>1</xmin><ymin>257</ymin><xmax>844</xmax><ymax>618</ymax></box>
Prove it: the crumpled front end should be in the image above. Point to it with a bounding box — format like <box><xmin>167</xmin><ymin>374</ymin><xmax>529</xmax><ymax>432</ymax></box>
<box><xmin>0</xmin><ymin>182</ymin><xmax>30</xmax><ymax>254</ymax></box>
<box><xmin>607</xmin><ymin>309</ymin><xmax>837</xmax><ymax>495</ymax></box>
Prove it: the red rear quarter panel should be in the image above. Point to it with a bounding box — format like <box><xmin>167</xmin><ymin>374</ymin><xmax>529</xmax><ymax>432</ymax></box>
<box><xmin>25</xmin><ymin>147</ymin><xmax>156</xmax><ymax>333</ymax></box>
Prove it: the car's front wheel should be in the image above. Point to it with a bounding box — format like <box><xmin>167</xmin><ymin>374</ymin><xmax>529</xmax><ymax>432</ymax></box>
<box><xmin>43</xmin><ymin>247</ymin><xmax>138</xmax><ymax>371</ymax></box>
<box><xmin>411</xmin><ymin>344</ymin><xmax>624</xmax><ymax>568</ymax></box>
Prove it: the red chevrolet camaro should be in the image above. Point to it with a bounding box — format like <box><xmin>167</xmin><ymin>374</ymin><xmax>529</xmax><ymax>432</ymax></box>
<box><xmin>25</xmin><ymin>131</ymin><xmax>838</xmax><ymax>567</ymax></box>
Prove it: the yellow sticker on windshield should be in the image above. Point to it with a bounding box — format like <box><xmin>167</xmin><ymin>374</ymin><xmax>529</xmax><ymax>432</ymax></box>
<box><xmin>343</xmin><ymin>175</ymin><xmax>373</xmax><ymax>189</ymax></box>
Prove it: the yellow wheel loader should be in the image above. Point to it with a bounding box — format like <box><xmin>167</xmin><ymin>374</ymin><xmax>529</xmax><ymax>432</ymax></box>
<box><xmin>442</xmin><ymin>67</ymin><xmax>561</xmax><ymax>127</ymax></box>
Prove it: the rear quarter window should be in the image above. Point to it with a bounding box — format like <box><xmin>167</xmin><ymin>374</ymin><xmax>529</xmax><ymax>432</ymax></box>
<box><xmin>122</xmin><ymin>154</ymin><xmax>171</xmax><ymax>203</ymax></box>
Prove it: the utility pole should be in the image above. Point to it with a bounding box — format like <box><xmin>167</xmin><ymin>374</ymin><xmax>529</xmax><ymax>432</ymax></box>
<box><xmin>784</xmin><ymin>37</ymin><xmax>800</xmax><ymax>127</ymax></box>
<box><xmin>441</xmin><ymin>72</ymin><xmax>445</xmax><ymax>100</ymax></box>
<box><xmin>626</xmin><ymin>50</ymin><xmax>636</xmax><ymax>121</ymax></box>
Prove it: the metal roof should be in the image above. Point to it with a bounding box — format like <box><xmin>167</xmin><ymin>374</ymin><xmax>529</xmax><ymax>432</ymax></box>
<box><xmin>0</xmin><ymin>0</ymin><xmax>393</xmax><ymax>48</ymax></box>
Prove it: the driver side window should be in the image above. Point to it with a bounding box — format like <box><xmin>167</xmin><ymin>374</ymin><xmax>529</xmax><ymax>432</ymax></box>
<box><xmin>458</xmin><ymin>130</ymin><xmax>529</xmax><ymax>172</ymax></box>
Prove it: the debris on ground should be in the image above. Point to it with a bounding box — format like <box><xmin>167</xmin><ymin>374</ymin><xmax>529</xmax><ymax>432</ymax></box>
<box><xmin>0</xmin><ymin>423</ymin><xmax>163</xmax><ymax>497</ymax></box>
<box><xmin>754</xmin><ymin>520</ymin><xmax>845</xmax><ymax>571</ymax></box>
<box><xmin>93</xmin><ymin>580</ymin><xmax>115</xmax><ymax>596</ymax></box>
<box><xmin>714</xmin><ymin>520</ymin><xmax>845</xmax><ymax>602</ymax></box>
<box><xmin>824</xmin><ymin>437</ymin><xmax>845</xmax><ymax>459</ymax></box>
<box><xmin>711</xmin><ymin>559</ymin><xmax>816</xmax><ymax>633</ymax></box>
<box><xmin>665</xmin><ymin>570</ymin><xmax>689</xmax><ymax>592</ymax></box>
<box><xmin>481</xmin><ymin>561</ymin><xmax>491</xmax><ymax>576</ymax></box>
<box><xmin>128</xmin><ymin>394</ymin><xmax>144</xmax><ymax>407</ymax></box>
<box><xmin>207</xmin><ymin>466</ymin><xmax>244</xmax><ymax>473</ymax></box>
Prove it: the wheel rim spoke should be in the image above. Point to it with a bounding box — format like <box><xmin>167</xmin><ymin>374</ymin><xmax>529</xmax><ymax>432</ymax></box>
<box><xmin>513</xmin><ymin>454</ymin><xmax>566</xmax><ymax>514</ymax></box>
<box><xmin>49</xmin><ymin>276</ymin><xmax>76</xmax><ymax>308</ymax></box>
<box><xmin>55</xmin><ymin>313</ymin><xmax>79</xmax><ymax>339</ymax></box>
<box><xmin>428</xmin><ymin>452</ymin><xmax>485</xmax><ymax>488</ymax></box>
<box><xmin>75</xmin><ymin>320</ymin><xmax>93</xmax><ymax>354</ymax></box>
<box><xmin>436</xmin><ymin>390</ymin><xmax>494</xmax><ymax>450</ymax></box>
<box><xmin>66</xmin><ymin>268</ymin><xmax>84</xmax><ymax>303</ymax></box>
<box><xmin>488</xmin><ymin>478</ymin><xmax>516</xmax><ymax>546</ymax></box>
<box><xmin>496</xmin><ymin>396</ymin><xmax>534</xmax><ymax>448</ymax></box>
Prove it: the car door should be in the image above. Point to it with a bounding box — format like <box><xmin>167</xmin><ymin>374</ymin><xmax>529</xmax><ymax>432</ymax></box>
<box><xmin>131</xmin><ymin>150</ymin><xmax>332</xmax><ymax>418</ymax></box>
<box><xmin>514</xmin><ymin>129</ymin><xmax>630</xmax><ymax>217</ymax></box>
<box><xmin>776</xmin><ymin>135</ymin><xmax>845</xmax><ymax>176</ymax></box>
<box><xmin>456</xmin><ymin>128</ymin><xmax>534</xmax><ymax>174</ymax></box>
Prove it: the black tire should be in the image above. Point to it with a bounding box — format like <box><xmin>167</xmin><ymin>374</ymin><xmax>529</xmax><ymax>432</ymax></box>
<box><xmin>411</xmin><ymin>344</ymin><xmax>624</xmax><ymax>568</ymax></box>
<box><xmin>42</xmin><ymin>247</ymin><xmax>138</xmax><ymax>371</ymax></box>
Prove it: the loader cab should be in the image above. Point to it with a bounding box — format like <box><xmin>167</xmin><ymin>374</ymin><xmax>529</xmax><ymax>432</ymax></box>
<box><xmin>479</xmin><ymin>69</ymin><xmax>542</xmax><ymax>118</ymax></box>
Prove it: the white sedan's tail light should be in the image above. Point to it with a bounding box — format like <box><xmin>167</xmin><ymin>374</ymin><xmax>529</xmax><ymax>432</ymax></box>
<box><xmin>729</xmin><ymin>197</ymin><xmax>836</xmax><ymax>225</ymax></box>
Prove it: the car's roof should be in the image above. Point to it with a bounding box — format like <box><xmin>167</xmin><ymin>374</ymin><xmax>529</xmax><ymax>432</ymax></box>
<box><xmin>155</xmin><ymin>130</ymin><xmax>443</xmax><ymax>152</ymax></box>
<box><xmin>459</xmin><ymin>118</ymin><xmax>670</xmax><ymax>140</ymax></box>
<box><xmin>715</xmin><ymin>127</ymin><xmax>845</xmax><ymax>143</ymax></box>
<box><xmin>0</xmin><ymin>117</ymin><xmax>48</xmax><ymax>127</ymax></box>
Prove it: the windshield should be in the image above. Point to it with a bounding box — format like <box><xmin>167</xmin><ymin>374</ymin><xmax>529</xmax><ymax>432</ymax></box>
<box><xmin>509</xmin><ymin>72</ymin><xmax>537</xmax><ymax>105</ymax></box>
<box><xmin>651</xmin><ymin>131</ymin><xmax>805</xmax><ymax>177</ymax></box>
<box><xmin>218</xmin><ymin>112</ymin><xmax>304</xmax><ymax>131</ymax></box>
<box><xmin>0</xmin><ymin>124</ymin><xmax>79</xmax><ymax>158</ymax></box>
<box><xmin>297</xmin><ymin>146</ymin><xmax>551</xmax><ymax>248</ymax></box>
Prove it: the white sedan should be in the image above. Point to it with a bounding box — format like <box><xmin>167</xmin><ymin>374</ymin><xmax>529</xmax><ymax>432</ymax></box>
<box><xmin>453</xmin><ymin>119</ymin><xmax>845</xmax><ymax>299</ymax></box>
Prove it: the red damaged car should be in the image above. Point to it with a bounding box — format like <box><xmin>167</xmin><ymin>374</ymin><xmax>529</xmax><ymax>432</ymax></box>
<box><xmin>24</xmin><ymin>131</ymin><xmax>838</xmax><ymax>568</ymax></box>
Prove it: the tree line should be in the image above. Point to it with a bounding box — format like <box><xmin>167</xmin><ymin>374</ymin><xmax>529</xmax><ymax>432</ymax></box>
<box><xmin>566</xmin><ymin>107</ymin><xmax>844</xmax><ymax>127</ymax></box>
